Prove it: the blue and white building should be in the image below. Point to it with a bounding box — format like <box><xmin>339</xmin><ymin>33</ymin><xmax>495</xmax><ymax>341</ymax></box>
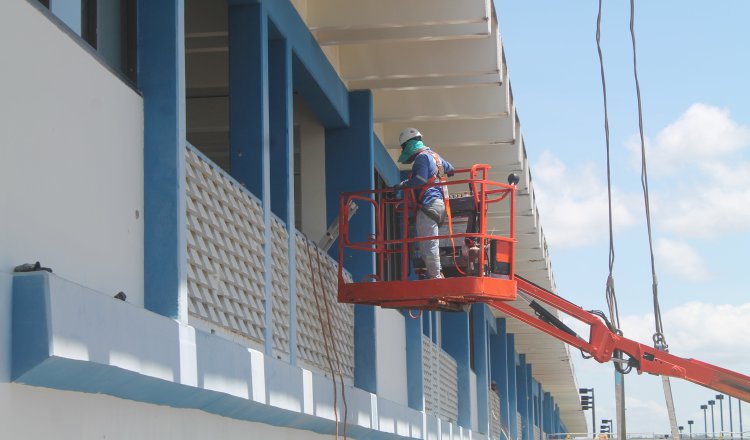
<box><xmin>0</xmin><ymin>0</ymin><xmax>587</xmax><ymax>438</ymax></box>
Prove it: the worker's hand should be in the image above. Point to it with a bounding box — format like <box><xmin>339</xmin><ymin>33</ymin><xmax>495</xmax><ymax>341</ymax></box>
<box><xmin>390</xmin><ymin>181</ymin><xmax>406</xmax><ymax>191</ymax></box>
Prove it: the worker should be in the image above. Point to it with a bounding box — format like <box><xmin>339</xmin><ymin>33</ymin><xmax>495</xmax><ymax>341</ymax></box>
<box><xmin>392</xmin><ymin>128</ymin><xmax>455</xmax><ymax>279</ymax></box>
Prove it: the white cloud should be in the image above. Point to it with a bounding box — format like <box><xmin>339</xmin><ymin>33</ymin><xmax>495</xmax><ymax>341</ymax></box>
<box><xmin>654</xmin><ymin>157</ymin><xmax>750</xmax><ymax>238</ymax></box>
<box><xmin>654</xmin><ymin>238</ymin><xmax>710</xmax><ymax>281</ymax></box>
<box><xmin>533</xmin><ymin>151</ymin><xmax>636</xmax><ymax>248</ymax></box>
<box><xmin>620</xmin><ymin>104</ymin><xmax>750</xmax><ymax>238</ymax></box>
<box><xmin>629</xmin><ymin>103</ymin><xmax>750</xmax><ymax>174</ymax></box>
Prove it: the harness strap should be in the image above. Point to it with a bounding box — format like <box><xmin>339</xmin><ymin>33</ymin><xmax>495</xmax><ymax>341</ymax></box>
<box><xmin>415</xmin><ymin>150</ymin><xmax>448</xmax><ymax>202</ymax></box>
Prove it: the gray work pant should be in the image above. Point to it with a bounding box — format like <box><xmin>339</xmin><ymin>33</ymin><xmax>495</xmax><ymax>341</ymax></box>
<box><xmin>416</xmin><ymin>198</ymin><xmax>445</xmax><ymax>278</ymax></box>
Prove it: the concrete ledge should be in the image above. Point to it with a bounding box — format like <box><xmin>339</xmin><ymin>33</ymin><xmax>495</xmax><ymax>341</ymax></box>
<box><xmin>8</xmin><ymin>272</ymin><xmax>444</xmax><ymax>439</ymax></box>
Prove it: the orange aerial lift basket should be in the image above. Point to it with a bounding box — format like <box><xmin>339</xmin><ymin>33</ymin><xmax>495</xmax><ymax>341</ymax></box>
<box><xmin>337</xmin><ymin>164</ymin><xmax>518</xmax><ymax>312</ymax></box>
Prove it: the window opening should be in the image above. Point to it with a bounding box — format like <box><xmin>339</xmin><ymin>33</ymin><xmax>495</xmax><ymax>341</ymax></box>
<box><xmin>374</xmin><ymin>171</ymin><xmax>402</xmax><ymax>281</ymax></box>
<box><xmin>35</xmin><ymin>0</ymin><xmax>137</xmax><ymax>82</ymax></box>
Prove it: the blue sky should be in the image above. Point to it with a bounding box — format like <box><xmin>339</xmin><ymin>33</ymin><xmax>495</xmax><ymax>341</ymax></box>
<box><xmin>495</xmin><ymin>0</ymin><xmax>750</xmax><ymax>433</ymax></box>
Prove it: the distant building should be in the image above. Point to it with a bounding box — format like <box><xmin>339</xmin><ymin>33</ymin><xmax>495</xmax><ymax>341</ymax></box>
<box><xmin>0</xmin><ymin>0</ymin><xmax>586</xmax><ymax>438</ymax></box>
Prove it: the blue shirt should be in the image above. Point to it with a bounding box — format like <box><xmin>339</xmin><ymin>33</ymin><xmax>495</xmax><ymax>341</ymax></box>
<box><xmin>402</xmin><ymin>148</ymin><xmax>455</xmax><ymax>205</ymax></box>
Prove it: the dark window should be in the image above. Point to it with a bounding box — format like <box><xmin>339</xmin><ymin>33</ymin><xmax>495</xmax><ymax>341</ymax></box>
<box><xmin>81</xmin><ymin>0</ymin><xmax>97</xmax><ymax>48</ymax></box>
<box><xmin>35</xmin><ymin>0</ymin><xmax>137</xmax><ymax>83</ymax></box>
<box><xmin>375</xmin><ymin>171</ymin><xmax>402</xmax><ymax>281</ymax></box>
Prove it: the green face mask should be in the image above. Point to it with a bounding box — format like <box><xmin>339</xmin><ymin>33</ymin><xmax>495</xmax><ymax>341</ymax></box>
<box><xmin>398</xmin><ymin>139</ymin><xmax>426</xmax><ymax>164</ymax></box>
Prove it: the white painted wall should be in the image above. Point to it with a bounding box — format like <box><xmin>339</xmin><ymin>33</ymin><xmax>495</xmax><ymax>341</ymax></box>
<box><xmin>0</xmin><ymin>1</ymin><xmax>144</xmax><ymax>304</ymax></box>
<box><xmin>375</xmin><ymin>308</ymin><xmax>408</xmax><ymax>405</ymax></box>
<box><xmin>0</xmin><ymin>384</ymin><xmax>336</xmax><ymax>440</ymax></box>
<box><xmin>294</xmin><ymin>96</ymin><xmax>328</xmax><ymax>242</ymax></box>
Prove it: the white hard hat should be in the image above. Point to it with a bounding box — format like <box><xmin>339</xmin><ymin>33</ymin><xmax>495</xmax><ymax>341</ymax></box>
<box><xmin>398</xmin><ymin>128</ymin><xmax>422</xmax><ymax>146</ymax></box>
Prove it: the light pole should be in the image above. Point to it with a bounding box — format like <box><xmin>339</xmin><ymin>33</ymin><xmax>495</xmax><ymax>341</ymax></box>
<box><xmin>687</xmin><ymin>420</ymin><xmax>694</xmax><ymax>439</ymax></box>
<box><xmin>580</xmin><ymin>388</ymin><xmax>596</xmax><ymax>436</ymax></box>
<box><xmin>702</xmin><ymin>405</ymin><xmax>709</xmax><ymax>438</ymax></box>
<box><xmin>739</xmin><ymin>400</ymin><xmax>743</xmax><ymax>440</ymax></box>
<box><xmin>717</xmin><ymin>395</ymin><xmax>725</xmax><ymax>435</ymax></box>
<box><xmin>603</xmin><ymin>419</ymin><xmax>613</xmax><ymax>436</ymax></box>
<box><xmin>680</xmin><ymin>426</ymin><xmax>685</xmax><ymax>439</ymax></box>
<box><xmin>709</xmin><ymin>400</ymin><xmax>716</xmax><ymax>438</ymax></box>
<box><xmin>728</xmin><ymin>396</ymin><xmax>734</xmax><ymax>438</ymax></box>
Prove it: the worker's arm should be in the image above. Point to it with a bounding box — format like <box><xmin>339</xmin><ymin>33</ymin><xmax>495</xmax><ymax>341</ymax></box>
<box><xmin>442</xmin><ymin>159</ymin><xmax>455</xmax><ymax>177</ymax></box>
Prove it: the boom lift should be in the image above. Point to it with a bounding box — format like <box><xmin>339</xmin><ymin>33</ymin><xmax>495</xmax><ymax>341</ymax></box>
<box><xmin>336</xmin><ymin>165</ymin><xmax>750</xmax><ymax>402</ymax></box>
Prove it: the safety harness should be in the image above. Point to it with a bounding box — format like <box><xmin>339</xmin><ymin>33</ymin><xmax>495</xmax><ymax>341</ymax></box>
<box><xmin>414</xmin><ymin>150</ymin><xmax>449</xmax><ymax>224</ymax></box>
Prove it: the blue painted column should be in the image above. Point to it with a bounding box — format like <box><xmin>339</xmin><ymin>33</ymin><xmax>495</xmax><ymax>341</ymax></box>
<box><xmin>517</xmin><ymin>355</ymin><xmax>529</xmax><ymax>440</ymax></box>
<box><xmin>508</xmin><ymin>335</ymin><xmax>519</xmax><ymax>440</ymax></box>
<box><xmin>138</xmin><ymin>0</ymin><xmax>187</xmax><ymax>320</ymax></box>
<box><xmin>324</xmin><ymin>90</ymin><xmax>375</xmax><ymax>267</ymax></box>
<box><xmin>325</xmin><ymin>90</ymin><xmax>377</xmax><ymax>393</ymax></box>
<box><xmin>442</xmin><ymin>311</ymin><xmax>471</xmax><ymax>428</ymax></box>
<box><xmin>554</xmin><ymin>405</ymin><xmax>561</xmax><ymax>434</ymax></box>
<box><xmin>405</xmin><ymin>313</ymin><xmax>424</xmax><ymax>410</ymax></box>
<box><xmin>491</xmin><ymin>318</ymin><xmax>511</xmax><ymax>440</ymax></box>
<box><xmin>228</xmin><ymin>3</ymin><xmax>275</xmax><ymax>354</ymax></box>
<box><xmin>551</xmin><ymin>393</ymin><xmax>558</xmax><ymax>435</ymax></box>
<box><xmin>268</xmin><ymin>36</ymin><xmax>297</xmax><ymax>364</ymax></box>
<box><xmin>542</xmin><ymin>392</ymin><xmax>552</xmax><ymax>433</ymax></box>
<box><xmin>473</xmin><ymin>304</ymin><xmax>492</xmax><ymax>434</ymax></box>
<box><xmin>525</xmin><ymin>365</ymin><xmax>534</xmax><ymax>440</ymax></box>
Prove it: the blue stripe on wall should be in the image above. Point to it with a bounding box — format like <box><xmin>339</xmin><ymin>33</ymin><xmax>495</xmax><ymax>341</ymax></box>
<box><xmin>228</xmin><ymin>0</ymin><xmax>349</xmax><ymax>128</ymax></box>
<box><xmin>441</xmin><ymin>311</ymin><xmax>471</xmax><ymax>428</ymax></box>
<box><xmin>405</xmin><ymin>313</ymin><xmax>424</xmax><ymax>411</ymax></box>
<box><xmin>325</xmin><ymin>90</ymin><xmax>377</xmax><ymax>393</ymax></box>
<box><xmin>507</xmin><ymin>334</ymin><xmax>518</xmax><ymax>440</ymax></box>
<box><xmin>491</xmin><ymin>318</ymin><xmax>511</xmax><ymax>440</ymax></box>
<box><xmin>228</xmin><ymin>3</ymin><xmax>268</xmax><ymax>197</ymax></box>
<box><xmin>11</xmin><ymin>274</ymin><xmax>50</xmax><ymax>381</ymax></box>
<box><xmin>268</xmin><ymin>36</ymin><xmax>298</xmax><ymax>364</ymax></box>
<box><xmin>472</xmin><ymin>304</ymin><xmax>492</xmax><ymax>434</ymax></box>
<box><xmin>138</xmin><ymin>0</ymin><xmax>187</xmax><ymax>320</ymax></box>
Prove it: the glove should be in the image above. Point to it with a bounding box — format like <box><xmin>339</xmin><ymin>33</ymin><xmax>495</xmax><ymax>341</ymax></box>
<box><xmin>391</xmin><ymin>181</ymin><xmax>406</xmax><ymax>191</ymax></box>
<box><xmin>446</xmin><ymin>171</ymin><xmax>455</xmax><ymax>178</ymax></box>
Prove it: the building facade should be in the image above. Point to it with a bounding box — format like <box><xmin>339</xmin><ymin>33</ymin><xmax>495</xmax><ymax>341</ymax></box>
<box><xmin>0</xmin><ymin>0</ymin><xmax>587</xmax><ymax>438</ymax></box>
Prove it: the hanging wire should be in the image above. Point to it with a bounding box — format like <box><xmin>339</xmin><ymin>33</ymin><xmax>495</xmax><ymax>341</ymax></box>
<box><xmin>627</xmin><ymin>0</ymin><xmax>668</xmax><ymax>351</ymax></box>
<box><xmin>313</xmin><ymin>246</ymin><xmax>349</xmax><ymax>440</ymax></box>
<box><xmin>306</xmin><ymin>239</ymin><xmax>340</xmax><ymax>439</ymax></box>
<box><xmin>595</xmin><ymin>0</ymin><xmax>631</xmax><ymax>374</ymax></box>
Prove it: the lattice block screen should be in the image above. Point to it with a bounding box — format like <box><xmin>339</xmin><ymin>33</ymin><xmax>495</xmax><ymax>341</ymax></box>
<box><xmin>517</xmin><ymin>412</ymin><xmax>523</xmax><ymax>440</ymax></box>
<box><xmin>534</xmin><ymin>425</ymin><xmax>541</xmax><ymax>440</ymax></box>
<box><xmin>490</xmin><ymin>390</ymin><xmax>502</xmax><ymax>439</ymax></box>
<box><xmin>422</xmin><ymin>335</ymin><xmax>459</xmax><ymax>423</ymax></box>
<box><xmin>271</xmin><ymin>214</ymin><xmax>290</xmax><ymax>358</ymax></box>
<box><xmin>295</xmin><ymin>232</ymin><xmax>355</xmax><ymax>380</ymax></box>
<box><xmin>186</xmin><ymin>147</ymin><xmax>267</xmax><ymax>346</ymax></box>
